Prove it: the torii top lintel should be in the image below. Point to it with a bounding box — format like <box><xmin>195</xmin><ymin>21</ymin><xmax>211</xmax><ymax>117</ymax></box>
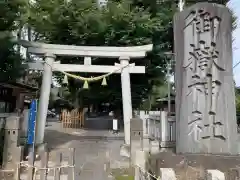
<box><xmin>19</xmin><ymin>40</ymin><xmax>153</xmax><ymax>58</ymax></box>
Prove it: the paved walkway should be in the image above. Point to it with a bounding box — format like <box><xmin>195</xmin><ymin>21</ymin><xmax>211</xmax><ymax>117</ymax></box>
<box><xmin>44</xmin><ymin>120</ymin><xmax>127</xmax><ymax>180</ymax></box>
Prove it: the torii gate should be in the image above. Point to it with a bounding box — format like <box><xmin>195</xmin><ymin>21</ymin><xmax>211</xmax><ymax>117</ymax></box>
<box><xmin>19</xmin><ymin>40</ymin><xmax>152</xmax><ymax>146</ymax></box>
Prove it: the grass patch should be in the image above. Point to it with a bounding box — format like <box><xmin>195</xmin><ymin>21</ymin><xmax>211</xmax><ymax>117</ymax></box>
<box><xmin>115</xmin><ymin>175</ymin><xmax>134</xmax><ymax>180</ymax></box>
<box><xmin>111</xmin><ymin>167</ymin><xmax>134</xmax><ymax>180</ymax></box>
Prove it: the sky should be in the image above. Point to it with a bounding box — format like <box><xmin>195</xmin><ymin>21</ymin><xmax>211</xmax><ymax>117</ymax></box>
<box><xmin>228</xmin><ymin>0</ymin><xmax>240</xmax><ymax>86</ymax></box>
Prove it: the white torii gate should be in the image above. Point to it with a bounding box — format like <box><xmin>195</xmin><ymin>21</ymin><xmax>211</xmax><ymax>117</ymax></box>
<box><xmin>19</xmin><ymin>40</ymin><xmax>152</xmax><ymax>146</ymax></box>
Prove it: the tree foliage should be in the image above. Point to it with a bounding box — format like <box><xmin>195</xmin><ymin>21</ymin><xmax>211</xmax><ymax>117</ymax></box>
<box><xmin>0</xmin><ymin>0</ymin><xmax>26</xmax><ymax>82</ymax></box>
<box><xmin>27</xmin><ymin>0</ymin><xmax>235</xmax><ymax>110</ymax></box>
<box><xmin>28</xmin><ymin>0</ymin><xmax>170</xmax><ymax>109</ymax></box>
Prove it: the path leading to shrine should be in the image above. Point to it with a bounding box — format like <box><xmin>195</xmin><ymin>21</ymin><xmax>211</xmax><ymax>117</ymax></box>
<box><xmin>44</xmin><ymin>118</ymin><xmax>127</xmax><ymax>180</ymax></box>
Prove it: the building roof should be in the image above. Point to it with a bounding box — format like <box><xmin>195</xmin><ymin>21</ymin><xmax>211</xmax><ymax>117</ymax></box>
<box><xmin>0</xmin><ymin>81</ymin><xmax>38</xmax><ymax>92</ymax></box>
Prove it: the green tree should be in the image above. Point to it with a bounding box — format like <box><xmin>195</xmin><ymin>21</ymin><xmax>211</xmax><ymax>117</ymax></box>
<box><xmin>28</xmin><ymin>0</ymin><xmax>167</xmax><ymax>110</ymax></box>
<box><xmin>0</xmin><ymin>0</ymin><xmax>26</xmax><ymax>82</ymax></box>
<box><xmin>27</xmin><ymin>0</ymin><xmax>236</xmax><ymax>111</ymax></box>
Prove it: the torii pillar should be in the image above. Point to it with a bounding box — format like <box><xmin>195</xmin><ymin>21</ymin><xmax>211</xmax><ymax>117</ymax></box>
<box><xmin>35</xmin><ymin>54</ymin><xmax>55</xmax><ymax>145</ymax></box>
<box><xmin>120</xmin><ymin>56</ymin><xmax>132</xmax><ymax>145</ymax></box>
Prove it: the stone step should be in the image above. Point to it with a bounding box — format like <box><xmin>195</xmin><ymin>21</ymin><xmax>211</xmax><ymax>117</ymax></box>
<box><xmin>158</xmin><ymin>168</ymin><xmax>227</xmax><ymax>180</ymax></box>
<box><xmin>148</xmin><ymin>152</ymin><xmax>240</xmax><ymax>180</ymax></box>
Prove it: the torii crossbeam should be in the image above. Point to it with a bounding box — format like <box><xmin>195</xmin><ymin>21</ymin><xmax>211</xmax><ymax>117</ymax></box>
<box><xmin>19</xmin><ymin>40</ymin><xmax>152</xmax><ymax>147</ymax></box>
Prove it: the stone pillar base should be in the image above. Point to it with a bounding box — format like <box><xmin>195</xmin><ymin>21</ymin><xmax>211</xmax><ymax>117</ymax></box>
<box><xmin>150</xmin><ymin>141</ymin><xmax>160</xmax><ymax>155</ymax></box>
<box><xmin>26</xmin><ymin>143</ymin><xmax>47</xmax><ymax>160</ymax></box>
<box><xmin>120</xmin><ymin>144</ymin><xmax>130</xmax><ymax>158</ymax></box>
<box><xmin>36</xmin><ymin>143</ymin><xmax>47</xmax><ymax>154</ymax></box>
<box><xmin>159</xmin><ymin>141</ymin><xmax>176</xmax><ymax>153</ymax></box>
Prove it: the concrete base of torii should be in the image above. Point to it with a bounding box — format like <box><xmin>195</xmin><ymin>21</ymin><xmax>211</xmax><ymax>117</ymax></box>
<box><xmin>120</xmin><ymin>144</ymin><xmax>131</xmax><ymax>158</ymax></box>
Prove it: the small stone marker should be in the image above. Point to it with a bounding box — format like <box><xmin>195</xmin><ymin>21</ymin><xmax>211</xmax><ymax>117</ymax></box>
<box><xmin>207</xmin><ymin>169</ymin><xmax>225</xmax><ymax>180</ymax></box>
<box><xmin>3</xmin><ymin>115</ymin><xmax>23</xmax><ymax>170</ymax></box>
<box><xmin>159</xmin><ymin>168</ymin><xmax>176</xmax><ymax>180</ymax></box>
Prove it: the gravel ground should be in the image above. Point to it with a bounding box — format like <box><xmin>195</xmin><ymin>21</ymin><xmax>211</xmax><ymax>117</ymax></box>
<box><xmin>43</xmin><ymin>119</ymin><xmax>127</xmax><ymax>180</ymax></box>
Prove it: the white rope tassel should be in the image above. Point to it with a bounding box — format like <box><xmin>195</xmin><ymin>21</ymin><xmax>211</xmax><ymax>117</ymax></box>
<box><xmin>63</xmin><ymin>74</ymin><xmax>68</xmax><ymax>84</ymax></box>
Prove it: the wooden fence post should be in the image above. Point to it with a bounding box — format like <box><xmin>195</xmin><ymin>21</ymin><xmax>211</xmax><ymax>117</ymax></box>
<box><xmin>61</xmin><ymin>109</ymin><xmax>85</xmax><ymax>129</ymax></box>
<box><xmin>82</xmin><ymin>109</ymin><xmax>85</xmax><ymax>127</ymax></box>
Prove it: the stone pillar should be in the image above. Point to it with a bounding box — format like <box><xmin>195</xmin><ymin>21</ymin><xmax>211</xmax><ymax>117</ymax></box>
<box><xmin>35</xmin><ymin>54</ymin><xmax>55</xmax><ymax>145</ymax></box>
<box><xmin>130</xmin><ymin>118</ymin><xmax>143</xmax><ymax>162</ymax></box>
<box><xmin>120</xmin><ymin>56</ymin><xmax>132</xmax><ymax>145</ymax></box>
<box><xmin>160</xmin><ymin>111</ymin><xmax>169</xmax><ymax>142</ymax></box>
<box><xmin>3</xmin><ymin>115</ymin><xmax>23</xmax><ymax>170</ymax></box>
<box><xmin>139</xmin><ymin>111</ymin><xmax>150</xmax><ymax>151</ymax></box>
<box><xmin>174</xmin><ymin>3</ymin><xmax>238</xmax><ymax>154</ymax></box>
<box><xmin>21</xmin><ymin>108</ymin><xmax>29</xmax><ymax>138</ymax></box>
<box><xmin>134</xmin><ymin>150</ymin><xmax>148</xmax><ymax>180</ymax></box>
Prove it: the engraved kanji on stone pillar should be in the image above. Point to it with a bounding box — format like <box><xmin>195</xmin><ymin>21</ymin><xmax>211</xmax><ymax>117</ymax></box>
<box><xmin>183</xmin><ymin>9</ymin><xmax>225</xmax><ymax>142</ymax></box>
<box><xmin>174</xmin><ymin>2</ymin><xmax>238</xmax><ymax>154</ymax></box>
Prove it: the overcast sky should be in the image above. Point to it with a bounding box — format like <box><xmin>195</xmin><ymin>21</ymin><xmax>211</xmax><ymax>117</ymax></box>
<box><xmin>228</xmin><ymin>0</ymin><xmax>240</xmax><ymax>86</ymax></box>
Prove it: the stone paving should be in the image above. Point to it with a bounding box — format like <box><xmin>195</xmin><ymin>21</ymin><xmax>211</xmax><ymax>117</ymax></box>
<box><xmin>44</xmin><ymin>119</ymin><xmax>127</xmax><ymax>180</ymax></box>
